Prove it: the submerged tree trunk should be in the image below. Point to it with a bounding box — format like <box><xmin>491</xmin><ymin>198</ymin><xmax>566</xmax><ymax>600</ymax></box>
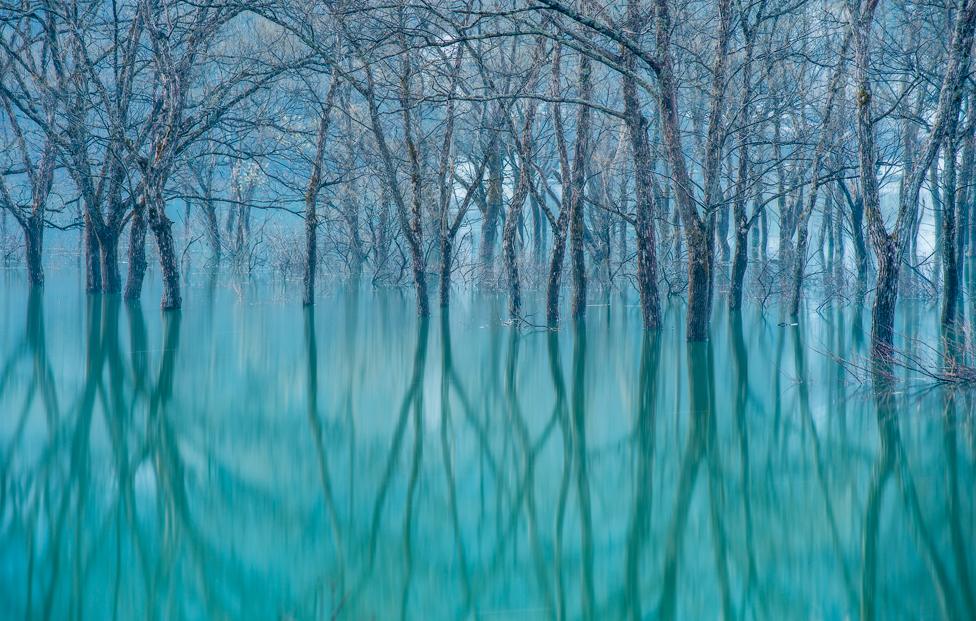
<box><xmin>622</xmin><ymin>5</ymin><xmax>662</xmax><ymax>329</ymax></box>
<box><xmin>124</xmin><ymin>196</ymin><xmax>148</xmax><ymax>302</ymax></box>
<box><xmin>546</xmin><ymin>230</ymin><xmax>567</xmax><ymax>326</ymax></box>
<box><xmin>303</xmin><ymin>90</ymin><xmax>336</xmax><ymax>307</ymax></box>
<box><xmin>147</xmin><ymin>189</ymin><xmax>182</xmax><ymax>310</ymax></box>
<box><xmin>503</xmin><ymin>107</ymin><xmax>537</xmax><ymax>320</ymax></box>
<box><xmin>854</xmin><ymin>0</ymin><xmax>976</xmax><ymax>359</ymax></box>
<box><xmin>25</xmin><ymin>215</ymin><xmax>44</xmax><ymax>287</ymax></box>
<box><xmin>439</xmin><ymin>235</ymin><xmax>452</xmax><ymax>309</ymax></box>
<box><xmin>569</xmin><ymin>53</ymin><xmax>592</xmax><ymax>321</ymax></box>
<box><xmin>943</xmin><ymin>118</ymin><xmax>962</xmax><ymax>326</ymax></box>
<box><xmin>480</xmin><ymin>135</ymin><xmax>503</xmax><ymax>283</ymax></box>
<box><xmin>99</xmin><ymin>228</ymin><xmax>121</xmax><ymax>294</ymax></box>
<box><xmin>687</xmin><ymin>226</ymin><xmax>713</xmax><ymax>341</ymax></box>
<box><xmin>204</xmin><ymin>199</ymin><xmax>221</xmax><ymax>261</ymax></box>
<box><xmin>871</xmin><ymin>241</ymin><xmax>899</xmax><ymax>360</ymax></box>
<box><xmin>729</xmin><ymin>19</ymin><xmax>756</xmax><ymax>312</ymax></box>
<box><xmin>654</xmin><ymin>0</ymin><xmax>730</xmax><ymax>340</ymax></box>
<box><xmin>84</xmin><ymin>212</ymin><xmax>101</xmax><ymax>293</ymax></box>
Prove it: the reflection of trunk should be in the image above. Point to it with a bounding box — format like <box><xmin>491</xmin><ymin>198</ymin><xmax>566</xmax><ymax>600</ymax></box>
<box><xmin>124</xmin><ymin>197</ymin><xmax>147</xmax><ymax>301</ymax></box>
<box><xmin>658</xmin><ymin>341</ymin><xmax>712</xmax><ymax>620</ymax></box>
<box><xmin>943</xmin><ymin>397</ymin><xmax>976</xmax><ymax>619</ymax></box>
<box><xmin>860</xmin><ymin>397</ymin><xmax>895</xmax><ymax>621</ymax></box>
<box><xmin>570</xmin><ymin>326</ymin><xmax>594</xmax><ymax>619</ymax></box>
<box><xmin>625</xmin><ymin>333</ymin><xmax>659</xmax><ymax>620</ymax></box>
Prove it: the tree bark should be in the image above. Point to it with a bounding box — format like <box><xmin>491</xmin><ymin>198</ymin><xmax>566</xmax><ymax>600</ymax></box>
<box><xmin>653</xmin><ymin>0</ymin><xmax>730</xmax><ymax>340</ymax></box>
<box><xmin>25</xmin><ymin>215</ymin><xmax>44</xmax><ymax>287</ymax></box>
<box><xmin>99</xmin><ymin>229</ymin><xmax>121</xmax><ymax>294</ymax></box>
<box><xmin>622</xmin><ymin>3</ymin><xmax>662</xmax><ymax>329</ymax></box>
<box><xmin>942</xmin><ymin>118</ymin><xmax>962</xmax><ymax>326</ymax></box>
<box><xmin>569</xmin><ymin>53</ymin><xmax>592</xmax><ymax>321</ymax></box>
<box><xmin>124</xmin><ymin>196</ymin><xmax>148</xmax><ymax>301</ymax></box>
<box><xmin>84</xmin><ymin>212</ymin><xmax>101</xmax><ymax>293</ymax></box>
<box><xmin>546</xmin><ymin>231</ymin><xmax>567</xmax><ymax>326</ymax></box>
<box><xmin>303</xmin><ymin>90</ymin><xmax>336</xmax><ymax>306</ymax></box>
<box><xmin>503</xmin><ymin>107</ymin><xmax>537</xmax><ymax>320</ymax></box>
<box><xmin>147</xmin><ymin>190</ymin><xmax>182</xmax><ymax>310</ymax></box>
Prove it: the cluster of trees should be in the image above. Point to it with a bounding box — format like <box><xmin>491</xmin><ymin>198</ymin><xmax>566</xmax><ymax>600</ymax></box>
<box><xmin>3</xmin><ymin>0</ymin><xmax>976</xmax><ymax>360</ymax></box>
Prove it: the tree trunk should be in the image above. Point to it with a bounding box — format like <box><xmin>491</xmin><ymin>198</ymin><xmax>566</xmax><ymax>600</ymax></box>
<box><xmin>480</xmin><ymin>138</ymin><xmax>503</xmax><ymax>282</ymax></box>
<box><xmin>871</xmin><ymin>242</ymin><xmax>899</xmax><ymax>360</ymax></box>
<box><xmin>84</xmin><ymin>213</ymin><xmax>101</xmax><ymax>293</ymax></box>
<box><xmin>716</xmin><ymin>201</ymin><xmax>730</xmax><ymax>262</ymax></box>
<box><xmin>100</xmin><ymin>230</ymin><xmax>121</xmax><ymax>294</ymax></box>
<box><xmin>943</xmin><ymin>124</ymin><xmax>961</xmax><ymax>326</ymax></box>
<box><xmin>788</xmin><ymin>223</ymin><xmax>809</xmax><ymax>317</ymax></box>
<box><xmin>622</xmin><ymin>19</ymin><xmax>662</xmax><ymax>330</ymax></box>
<box><xmin>850</xmin><ymin>195</ymin><xmax>869</xmax><ymax>289</ymax></box>
<box><xmin>124</xmin><ymin>197</ymin><xmax>148</xmax><ymax>301</ymax></box>
<box><xmin>25</xmin><ymin>216</ymin><xmax>44</xmax><ymax>287</ymax></box>
<box><xmin>303</xmin><ymin>194</ymin><xmax>317</xmax><ymax>307</ymax></box>
<box><xmin>730</xmin><ymin>222</ymin><xmax>748</xmax><ymax>310</ymax></box>
<box><xmin>503</xmin><ymin>109</ymin><xmax>536</xmax><ymax>320</ymax></box>
<box><xmin>687</xmin><ymin>227</ymin><xmax>713</xmax><ymax>341</ymax></box>
<box><xmin>204</xmin><ymin>199</ymin><xmax>221</xmax><ymax>261</ymax></box>
<box><xmin>569</xmin><ymin>53</ymin><xmax>593</xmax><ymax>321</ymax></box>
<box><xmin>546</xmin><ymin>231</ymin><xmax>567</xmax><ymax>326</ymax></box>
<box><xmin>439</xmin><ymin>234</ymin><xmax>452</xmax><ymax>309</ymax></box>
<box><xmin>148</xmin><ymin>196</ymin><xmax>182</xmax><ymax>310</ymax></box>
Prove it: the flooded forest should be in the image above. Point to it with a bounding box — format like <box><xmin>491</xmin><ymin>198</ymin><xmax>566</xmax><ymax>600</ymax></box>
<box><xmin>2</xmin><ymin>0</ymin><xmax>976</xmax><ymax>619</ymax></box>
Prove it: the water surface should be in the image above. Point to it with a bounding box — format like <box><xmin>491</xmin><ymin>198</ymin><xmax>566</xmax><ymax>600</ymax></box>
<box><xmin>1</xmin><ymin>269</ymin><xmax>974</xmax><ymax>620</ymax></box>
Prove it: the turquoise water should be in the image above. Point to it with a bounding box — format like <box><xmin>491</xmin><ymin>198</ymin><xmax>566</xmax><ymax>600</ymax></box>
<box><xmin>1</xmin><ymin>269</ymin><xmax>974</xmax><ymax>619</ymax></box>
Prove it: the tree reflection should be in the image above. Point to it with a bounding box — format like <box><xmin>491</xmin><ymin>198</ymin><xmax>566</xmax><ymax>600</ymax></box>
<box><xmin>1</xmin><ymin>291</ymin><xmax>974</xmax><ymax>619</ymax></box>
<box><xmin>657</xmin><ymin>340</ymin><xmax>714</xmax><ymax>621</ymax></box>
<box><xmin>624</xmin><ymin>332</ymin><xmax>660</xmax><ymax>621</ymax></box>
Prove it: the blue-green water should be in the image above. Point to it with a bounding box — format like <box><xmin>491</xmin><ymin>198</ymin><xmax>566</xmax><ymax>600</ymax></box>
<box><xmin>1</xmin><ymin>269</ymin><xmax>974</xmax><ymax>620</ymax></box>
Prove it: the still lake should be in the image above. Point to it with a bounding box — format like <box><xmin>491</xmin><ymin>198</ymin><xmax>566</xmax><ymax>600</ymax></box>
<box><xmin>1</xmin><ymin>268</ymin><xmax>974</xmax><ymax>620</ymax></box>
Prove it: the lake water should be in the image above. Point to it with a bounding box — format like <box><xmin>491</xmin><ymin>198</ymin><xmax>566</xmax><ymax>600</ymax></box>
<box><xmin>1</xmin><ymin>268</ymin><xmax>974</xmax><ymax>620</ymax></box>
